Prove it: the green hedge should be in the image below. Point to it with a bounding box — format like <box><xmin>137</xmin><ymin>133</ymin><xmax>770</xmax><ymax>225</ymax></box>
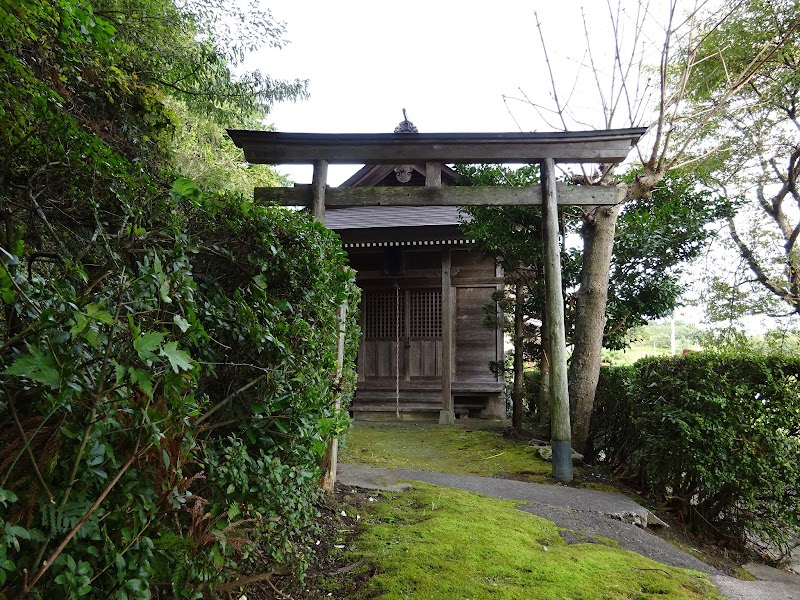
<box><xmin>1</xmin><ymin>194</ymin><xmax>360</xmax><ymax>596</ymax></box>
<box><xmin>589</xmin><ymin>354</ymin><xmax>800</xmax><ymax>556</ymax></box>
<box><xmin>1</xmin><ymin>196</ymin><xmax>360</xmax><ymax>596</ymax></box>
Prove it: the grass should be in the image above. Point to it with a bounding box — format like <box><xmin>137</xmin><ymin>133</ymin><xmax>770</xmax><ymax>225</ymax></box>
<box><xmin>339</xmin><ymin>422</ymin><xmax>553</xmax><ymax>481</ymax></box>
<box><xmin>602</xmin><ymin>346</ymin><xmax>671</xmax><ymax>366</ymax></box>
<box><xmin>333</xmin><ymin>484</ymin><xmax>723</xmax><ymax>600</ymax></box>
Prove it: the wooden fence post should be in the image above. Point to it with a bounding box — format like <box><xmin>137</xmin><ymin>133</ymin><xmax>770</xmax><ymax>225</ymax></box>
<box><xmin>309</xmin><ymin>159</ymin><xmax>345</xmax><ymax>492</ymax></box>
<box><xmin>321</xmin><ymin>300</ymin><xmax>348</xmax><ymax>491</ymax></box>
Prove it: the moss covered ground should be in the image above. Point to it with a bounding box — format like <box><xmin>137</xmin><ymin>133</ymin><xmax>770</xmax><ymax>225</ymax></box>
<box><xmin>332</xmin><ymin>484</ymin><xmax>722</xmax><ymax>600</ymax></box>
<box><xmin>331</xmin><ymin>423</ymin><xmax>724</xmax><ymax>599</ymax></box>
<box><xmin>339</xmin><ymin>422</ymin><xmax>553</xmax><ymax>481</ymax></box>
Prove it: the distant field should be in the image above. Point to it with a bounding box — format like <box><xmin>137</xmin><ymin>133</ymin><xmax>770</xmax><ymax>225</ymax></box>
<box><xmin>602</xmin><ymin>344</ymin><xmax>702</xmax><ymax>366</ymax></box>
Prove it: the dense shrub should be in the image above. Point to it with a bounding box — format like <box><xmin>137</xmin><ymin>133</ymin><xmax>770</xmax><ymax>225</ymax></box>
<box><xmin>589</xmin><ymin>354</ymin><xmax>800</xmax><ymax>557</ymax></box>
<box><xmin>0</xmin><ymin>191</ymin><xmax>360</xmax><ymax>596</ymax></box>
<box><xmin>584</xmin><ymin>365</ymin><xmax>636</xmax><ymax>465</ymax></box>
<box><xmin>0</xmin><ymin>0</ymin><xmax>358</xmax><ymax>596</ymax></box>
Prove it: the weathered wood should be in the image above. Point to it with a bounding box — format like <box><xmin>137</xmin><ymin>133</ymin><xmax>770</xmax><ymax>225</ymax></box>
<box><xmin>455</xmin><ymin>286</ymin><xmax>498</xmax><ymax>380</ymax></box>
<box><xmin>357</xmin><ymin>308</ymin><xmax>366</xmax><ymax>382</ymax></box>
<box><xmin>403</xmin><ymin>289</ymin><xmax>411</xmax><ymax>381</ymax></box>
<box><xmin>541</xmin><ymin>157</ymin><xmax>573</xmax><ymax>482</ymax></box>
<box><xmin>408</xmin><ymin>340</ymin><xmax>442</xmax><ymax>378</ymax></box>
<box><xmin>228</xmin><ymin>128</ymin><xmax>647</xmax><ymax>165</ymax></box>
<box><xmin>512</xmin><ymin>282</ymin><xmax>525</xmax><ymax>431</ymax></box>
<box><xmin>378</xmin><ymin>342</ymin><xmax>392</xmax><ymax>378</ymax></box>
<box><xmin>356</xmin><ymin>381</ymin><xmax>503</xmax><ymax>393</ymax></box>
<box><xmin>495</xmin><ymin>261</ymin><xmax>506</xmax><ymax>389</ymax></box>
<box><xmin>451</xmin><ymin>279</ymin><xmax>504</xmax><ymax>287</ymax></box>
<box><xmin>255</xmin><ymin>183</ymin><xmax>622</xmax><ymax>207</ymax></box>
<box><xmin>425</xmin><ymin>162</ymin><xmax>442</xmax><ymax>187</ymax></box>
<box><xmin>358</xmin><ymin>276</ymin><xmax>440</xmax><ymax>288</ymax></box>
<box><xmin>439</xmin><ymin>249</ymin><xmax>454</xmax><ymax>425</ymax></box>
<box><xmin>357</xmin><ymin>276</ymin><xmax>501</xmax><ymax>288</ymax></box>
<box><xmin>312</xmin><ymin>160</ymin><xmax>328</xmax><ymax>221</ymax></box>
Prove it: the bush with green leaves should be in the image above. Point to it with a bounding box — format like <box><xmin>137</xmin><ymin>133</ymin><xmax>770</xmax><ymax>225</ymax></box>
<box><xmin>1</xmin><ymin>0</ymin><xmax>359</xmax><ymax>596</ymax></box>
<box><xmin>588</xmin><ymin>354</ymin><xmax>800</xmax><ymax>558</ymax></box>
<box><xmin>0</xmin><ymin>188</ymin><xmax>359</xmax><ymax>597</ymax></box>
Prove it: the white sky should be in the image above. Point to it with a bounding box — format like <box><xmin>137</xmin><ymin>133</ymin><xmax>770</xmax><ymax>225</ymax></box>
<box><xmin>246</xmin><ymin>0</ymin><xmax>673</xmax><ymax>184</ymax></box>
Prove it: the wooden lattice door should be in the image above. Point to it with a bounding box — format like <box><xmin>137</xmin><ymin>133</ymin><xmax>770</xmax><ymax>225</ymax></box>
<box><xmin>359</xmin><ymin>288</ymin><xmax>442</xmax><ymax>381</ymax></box>
<box><xmin>406</xmin><ymin>289</ymin><xmax>442</xmax><ymax>378</ymax></box>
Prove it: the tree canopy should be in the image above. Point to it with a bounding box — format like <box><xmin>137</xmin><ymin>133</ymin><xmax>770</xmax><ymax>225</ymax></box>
<box><xmin>459</xmin><ymin>166</ymin><xmax>728</xmax><ymax>352</ymax></box>
<box><xmin>678</xmin><ymin>0</ymin><xmax>800</xmax><ymax>317</ymax></box>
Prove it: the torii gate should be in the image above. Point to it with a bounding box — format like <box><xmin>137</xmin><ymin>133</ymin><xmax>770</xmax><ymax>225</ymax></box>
<box><xmin>228</xmin><ymin>126</ymin><xmax>646</xmax><ymax>483</ymax></box>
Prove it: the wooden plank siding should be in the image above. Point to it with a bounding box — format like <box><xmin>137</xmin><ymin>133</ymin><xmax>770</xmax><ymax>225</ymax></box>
<box><xmin>455</xmin><ymin>286</ymin><xmax>499</xmax><ymax>381</ymax></box>
<box><xmin>351</xmin><ymin>244</ymin><xmax>503</xmax><ymax>420</ymax></box>
<box><xmin>408</xmin><ymin>340</ymin><xmax>442</xmax><ymax>378</ymax></box>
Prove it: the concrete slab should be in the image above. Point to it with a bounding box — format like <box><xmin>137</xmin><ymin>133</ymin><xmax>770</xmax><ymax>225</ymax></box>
<box><xmin>710</xmin><ymin>575</ymin><xmax>800</xmax><ymax>600</ymax></box>
<box><xmin>337</xmin><ymin>463</ymin><xmax>412</xmax><ymax>492</ymax></box>
<box><xmin>743</xmin><ymin>562</ymin><xmax>800</xmax><ymax>586</ymax></box>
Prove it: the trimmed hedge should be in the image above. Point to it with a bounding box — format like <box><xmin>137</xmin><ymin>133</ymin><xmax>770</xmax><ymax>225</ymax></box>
<box><xmin>589</xmin><ymin>354</ymin><xmax>800</xmax><ymax>556</ymax></box>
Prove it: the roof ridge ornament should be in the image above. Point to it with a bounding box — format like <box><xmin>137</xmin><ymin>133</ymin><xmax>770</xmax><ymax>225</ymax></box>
<box><xmin>394</xmin><ymin>109</ymin><xmax>418</xmax><ymax>134</ymax></box>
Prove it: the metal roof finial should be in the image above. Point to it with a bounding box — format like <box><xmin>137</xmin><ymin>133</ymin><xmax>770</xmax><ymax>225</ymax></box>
<box><xmin>394</xmin><ymin>108</ymin><xmax>418</xmax><ymax>134</ymax></box>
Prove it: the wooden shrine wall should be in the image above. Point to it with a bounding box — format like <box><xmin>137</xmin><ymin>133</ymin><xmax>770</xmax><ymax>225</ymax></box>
<box><xmin>351</xmin><ymin>247</ymin><xmax>500</xmax><ymax>391</ymax></box>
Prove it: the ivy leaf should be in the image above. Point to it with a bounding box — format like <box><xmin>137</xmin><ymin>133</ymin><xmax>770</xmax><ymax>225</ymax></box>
<box><xmin>159</xmin><ymin>279</ymin><xmax>172</xmax><ymax>304</ymax></box>
<box><xmin>3</xmin><ymin>346</ymin><xmax>61</xmax><ymax>389</ymax></box>
<box><xmin>133</xmin><ymin>332</ymin><xmax>164</xmax><ymax>361</ymax></box>
<box><xmin>113</xmin><ymin>360</ymin><xmax>126</xmax><ymax>384</ymax></box>
<box><xmin>159</xmin><ymin>342</ymin><xmax>192</xmax><ymax>373</ymax></box>
<box><xmin>152</xmin><ymin>254</ymin><xmax>172</xmax><ymax>304</ymax></box>
<box><xmin>252</xmin><ymin>273</ymin><xmax>267</xmax><ymax>290</ymax></box>
<box><xmin>85</xmin><ymin>303</ymin><xmax>114</xmax><ymax>325</ymax></box>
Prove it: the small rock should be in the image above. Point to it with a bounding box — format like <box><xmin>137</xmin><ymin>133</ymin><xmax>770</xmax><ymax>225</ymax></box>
<box><xmin>534</xmin><ymin>444</ymin><xmax>584</xmax><ymax>465</ymax></box>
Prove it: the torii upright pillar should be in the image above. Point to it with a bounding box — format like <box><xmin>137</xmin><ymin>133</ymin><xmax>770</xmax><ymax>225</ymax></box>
<box><xmin>540</xmin><ymin>158</ymin><xmax>573</xmax><ymax>482</ymax></box>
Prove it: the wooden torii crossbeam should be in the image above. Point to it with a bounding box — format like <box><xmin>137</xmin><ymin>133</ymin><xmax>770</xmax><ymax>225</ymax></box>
<box><xmin>228</xmin><ymin>127</ymin><xmax>647</xmax><ymax>485</ymax></box>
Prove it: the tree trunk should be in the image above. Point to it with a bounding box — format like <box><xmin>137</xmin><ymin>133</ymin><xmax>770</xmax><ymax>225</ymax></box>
<box><xmin>568</xmin><ymin>204</ymin><xmax>621</xmax><ymax>454</ymax></box>
<box><xmin>512</xmin><ymin>282</ymin><xmax>525</xmax><ymax>431</ymax></box>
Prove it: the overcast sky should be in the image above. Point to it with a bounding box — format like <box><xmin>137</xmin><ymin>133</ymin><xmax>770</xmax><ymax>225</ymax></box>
<box><xmin>246</xmin><ymin>0</ymin><xmax>672</xmax><ymax>183</ymax></box>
